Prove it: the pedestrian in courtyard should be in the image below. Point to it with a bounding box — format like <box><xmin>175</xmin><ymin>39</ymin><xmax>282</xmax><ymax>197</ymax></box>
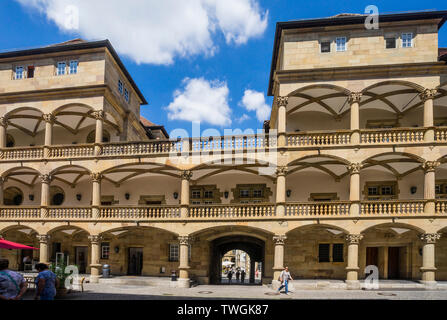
<box><xmin>34</xmin><ymin>263</ymin><xmax>59</xmax><ymax>300</ymax></box>
<box><xmin>277</xmin><ymin>266</ymin><xmax>293</xmax><ymax>295</ymax></box>
<box><xmin>240</xmin><ymin>269</ymin><xmax>246</xmax><ymax>283</ymax></box>
<box><xmin>227</xmin><ymin>269</ymin><xmax>233</xmax><ymax>284</ymax></box>
<box><xmin>236</xmin><ymin>268</ymin><xmax>240</xmax><ymax>282</ymax></box>
<box><xmin>0</xmin><ymin>259</ymin><xmax>28</xmax><ymax>300</ymax></box>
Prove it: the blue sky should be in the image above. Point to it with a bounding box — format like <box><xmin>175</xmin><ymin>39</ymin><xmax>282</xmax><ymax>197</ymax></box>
<box><xmin>1</xmin><ymin>0</ymin><xmax>446</xmax><ymax>137</ymax></box>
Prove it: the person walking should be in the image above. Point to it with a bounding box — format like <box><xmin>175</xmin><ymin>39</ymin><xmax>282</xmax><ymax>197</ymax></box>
<box><xmin>0</xmin><ymin>259</ymin><xmax>28</xmax><ymax>300</ymax></box>
<box><xmin>277</xmin><ymin>266</ymin><xmax>293</xmax><ymax>295</ymax></box>
<box><xmin>235</xmin><ymin>268</ymin><xmax>240</xmax><ymax>282</ymax></box>
<box><xmin>240</xmin><ymin>269</ymin><xmax>246</xmax><ymax>283</ymax></box>
<box><xmin>34</xmin><ymin>263</ymin><xmax>59</xmax><ymax>301</ymax></box>
<box><xmin>227</xmin><ymin>268</ymin><xmax>233</xmax><ymax>284</ymax></box>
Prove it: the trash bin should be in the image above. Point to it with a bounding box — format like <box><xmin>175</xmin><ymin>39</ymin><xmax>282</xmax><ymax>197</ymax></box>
<box><xmin>103</xmin><ymin>264</ymin><xmax>110</xmax><ymax>278</ymax></box>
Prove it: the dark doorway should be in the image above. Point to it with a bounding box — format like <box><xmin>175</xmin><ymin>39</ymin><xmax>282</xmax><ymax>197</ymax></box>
<box><xmin>20</xmin><ymin>249</ymin><xmax>34</xmax><ymax>271</ymax></box>
<box><xmin>388</xmin><ymin>247</ymin><xmax>402</xmax><ymax>279</ymax></box>
<box><xmin>128</xmin><ymin>248</ymin><xmax>143</xmax><ymax>275</ymax></box>
<box><xmin>366</xmin><ymin>247</ymin><xmax>379</xmax><ymax>267</ymax></box>
<box><xmin>75</xmin><ymin>247</ymin><xmax>88</xmax><ymax>274</ymax></box>
<box><xmin>209</xmin><ymin>235</ymin><xmax>264</xmax><ymax>285</ymax></box>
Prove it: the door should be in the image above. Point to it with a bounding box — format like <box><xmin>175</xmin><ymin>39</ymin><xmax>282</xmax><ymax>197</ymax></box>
<box><xmin>388</xmin><ymin>247</ymin><xmax>400</xmax><ymax>279</ymax></box>
<box><xmin>75</xmin><ymin>247</ymin><xmax>88</xmax><ymax>274</ymax></box>
<box><xmin>128</xmin><ymin>248</ymin><xmax>143</xmax><ymax>275</ymax></box>
<box><xmin>366</xmin><ymin>247</ymin><xmax>379</xmax><ymax>267</ymax></box>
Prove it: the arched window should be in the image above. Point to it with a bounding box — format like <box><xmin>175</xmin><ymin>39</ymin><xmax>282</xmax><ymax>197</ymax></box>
<box><xmin>50</xmin><ymin>186</ymin><xmax>65</xmax><ymax>206</ymax></box>
<box><xmin>4</xmin><ymin>187</ymin><xmax>23</xmax><ymax>205</ymax></box>
<box><xmin>86</xmin><ymin>130</ymin><xmax>110</xmax><ymax>143</ymax></box>
<box><xmin>6</xmin><ymin>134</ymin><xmax>15</xmax><ymax>148</ymax></box>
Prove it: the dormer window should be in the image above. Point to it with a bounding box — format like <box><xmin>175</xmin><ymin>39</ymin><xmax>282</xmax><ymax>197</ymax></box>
<box><xmin>15</xmin><ymin>66</ymin><xmax>24</xmax><ymax>80</ymax></box>
<box><xmin>402</xmin><ymin>33</ymin><xmax>413</xmax><ymax>48</ymax></box>
<box><xmin>57</xmin><ymin>62</ymin><xmax>66</xmax><ymax>75</ymax></box>
<box><xmin>336</xmin><ymin>37</ymin><xmax>347</xmax><ymax>52</ymax></box>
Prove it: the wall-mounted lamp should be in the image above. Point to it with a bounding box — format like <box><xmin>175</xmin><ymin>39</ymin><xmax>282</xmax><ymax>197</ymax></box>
<box><xmin>125</xmin><ymin>193</ymin><xmax>130</xmax><ymax>200</ymax></box>
<box><xmin>224</xmin><ymin>191</ymin><xmax>229</xmax><ymax>199</ymax></box>
<box><xmin>114</xmin><ymin>246</ymin><xmax>120</xmax><ymax>254</ymax></box>
<box><xmin>173</xmin><ymin>192</ymin><xmax>179</xmax><ymax>200</ymax></box>
<box><xmin>76</xmin><ymin>194</ymin><xmax>82</xmax><ymax>201</ymax></box>
<box><xmin>29</xmin><ymin>194</ymin><xmax>34</xmax><ymax>201</ymax></box>
<box><xmin>410</xmin><ymin>186</ymin><xmax>417</xmax><ymax>194</ymax></box>
<box><xmin>286</xmin><ymin>189</ymin><xmax>292</xmax><ymax>198</ymax></box>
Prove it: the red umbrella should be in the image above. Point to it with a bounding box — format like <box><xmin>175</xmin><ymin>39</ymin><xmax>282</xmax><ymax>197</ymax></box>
<box><xmin>0</xmin><ymin>238</ymin><xmax>38</xmax><ymax>250</ymax></box>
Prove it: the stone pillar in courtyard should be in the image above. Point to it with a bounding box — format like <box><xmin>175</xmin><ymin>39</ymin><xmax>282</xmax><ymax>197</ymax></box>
<box><xmin>420</xmin><ymin>233</ymin><xmax>441</xmax><ymax>289</ymax></box>
<box><xmin>180</xmin><ymin>171</ymin><xmax>192</xmax><ymax>219</ymax></box>
<box><xmin>349</xmin><ymin>92</ymin><xmax>362</xmax><ymax>145</ymax></box>
<box><xmin>420</xmin><ymin>89</ymin><xmax>437</xmax><ymax>142</ymax></box>
<box><xmin>93</xmin><ymin>110</ymin><xmax>105</xmax><ymax>156</ymax></box>
<box><xmin>346</xmin><ymin>234</ymin><xmax>363</xmax><ymax>290</ymax></box>
<box><xmin>423</xmin><ymin>161</ymin><xmax>439</xmax><ymax>215</ymax></box>
<box><xmin>89</xmin><ymin>235</ymin><xmax>102</xmax><ymax>283</ymax></box>
<box><xmin>178</xmin><ymin>236</ymin><xmax>191</xmax><ymax>288</ymax></box>
<box><xmin>37</xmin><ymin>234</ymin><xmax>50</xmax><ymax>264</ymax></box>
<box><xmin>276</xmin><ymin>96</ymin><xmax>288</xmax><ymax>148</ymax></box>
<box><xmin>43</xmin><ymin>113</ymin><xmax>56</xmax><ymax>158</ymax></box>
<box><xmin>91</xmin><ymin>173</ymin><xmax>102</xmax><ymax>219</ymax></box>
<box><xmin>272</xmin><ymin>235</ymin><xmax>286</xmax><ymax>290</ymax></box>
<box><xmin>40</xmin><ymin>174</ymin><xmax>52</xmax><ymax>218</ymax></box>
<box><xmin>0</xmin><ymin>177</ymin><xmax>4</xmax><ymax>206</ymax></box>
<box><xmin>347</xmin><ymin>163</ymin><xmax>362</xmax><ymax>216</ymax></box>
<box><xmin>0</xmin><ymin>116</ymin><xmax>9</xmax><ymax>149</ymax></box>
<box><xmin>275</xmin><ymin>166</ymin><xmax>288</xmax><ymax>218</ymax></box>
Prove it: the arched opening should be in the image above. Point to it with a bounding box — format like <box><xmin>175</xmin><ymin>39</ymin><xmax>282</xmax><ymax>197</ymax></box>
<box><xmin>50</xmin><ymin>186</ymin><xmax>65</xmax><ymax>206</ymax></box>
<box><xmin>221</xmin><ymin>249</ymin><xmax>254</xmax><ymax>284</ymax></box>
<box><xmin>0</xmin><ymin>225</ymin><xmax>39</xmax><ymax>271</ymax></box>
<box><xmin>3</xmin><ymin>187</ymin><xmax>24</xmax><ymax>205</ymax></box>
<box><xmin>86</xmin><ymin>129</ymin><xmax>110</xmax><ymax>143</ymax></box>
<box><xmin>210</xmin><ymin>235</ymin><xmax>264</xmax><ymax>285</ymax></box>
<box><xmin>6</xmin><ymin>134</ymin><xmax>15</xmax><ymax>148</ymax></box>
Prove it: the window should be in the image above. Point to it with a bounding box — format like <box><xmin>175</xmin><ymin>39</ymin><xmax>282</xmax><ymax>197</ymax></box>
<box><xmin>191</xmin><ymin>190</ymin><xmax>201</xmax><ymax>199</ymax></box>
<box><xmin>190</xmin><ymin>185</ymin><xmax>221</xmax><ymax>204</ymax></box>
<box><xmin>402</xmin><ymin>33</ymin><xmax>413</xmax><ymax>48</ymax></box>
<box><xmin>309</xmin><ymin>193</ymin><xmax>339</xmax><ymax>202</ymax></box>
<box><xmin>365</xmin><ymin>181</ymin><xmax>397</xmax><ymax>200</ymax></box>
<box><xmin>318</xmin><ymin>244</ymin><xmax>330</xmax><ymax>262</ymax></box>
<box><xmin>101</xmin><ymin>243</ymin><xmax>110</xmax><ymax>259</ymax></box>
<box><xmin>27</xmin><ymin>66</ymin><xmax>35</xmax><ymax>78</ymax></box>
<box><xmin>332</xmin><ymin>244</ymin><xmax>344</xmax><ymax>262</ymax></box>
<box><xmin>435</xmin><ymin>180</ymin><xmax>447</xmax><ymax>199</ymax></box>
<box><xmin>385</xmin><ymin>37</ymin><xmax>396</xmax><ymax>49</ymax></box>
<box><xmin>232</xmin><ymin>184</ymin><xmax>271</xmax><ymax>203</ymax></box>
<box><xmin>118</xmin><ymin>80</ymin><xmax>123</xmax><ymax>94</ymax></box>
<box><xmin>336</xmin><ymin>37</ymin><xmax>347</xmax><ymax>52</ymax></box>
<box><xmin>15</xmin><ymin>66</ymin><xmax>24</xmax><ymax>79</ymax></box>
<box><xmin>253</xmin><ymin>189</ymin><xmax>263</xmax><ymax>198</ymax></box>
<box><xmin>124</xmin><ymin>88</ymin><xmax>129</xmax><ymax>102</ymax></box>
<box><xmin>69</xmin><ymin>60</ymin><xmax>78</xmax><ymax>74</ymax></box>
<box><xmin>240</xmin><ymin>189</ymin><xmax>250</xmax><ymax>198</ymax></box>
<box><xmin>320</xmin><ymin>41</ymin><xmax>331</xmax><ymax>53</ymax></box>
<box><xmin>57</xmin><ymin>62</ymin><xmax>66</xmax><ymax>75</ymax></box>
<box><xmin>204</xmin><ymin>191</ymin><xmax>213</xmax><ymax>199</ymax></box>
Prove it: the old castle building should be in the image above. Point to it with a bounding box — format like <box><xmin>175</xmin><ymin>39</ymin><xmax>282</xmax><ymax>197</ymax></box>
<box><xmin>1</xmin><ymin>11</ymin><xmax>447</xmax><ymax>289</ymax></box>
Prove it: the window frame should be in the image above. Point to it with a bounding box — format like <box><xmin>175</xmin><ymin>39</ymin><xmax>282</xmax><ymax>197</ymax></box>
<box><xmin>401</xmin><ymin>33</ymin><xmax>413</xmax><ymax>48</ymax></box>
<box><xmin>320</xmin><ymin>40</ymin><xmax>331</xmax><ymax>53</ymax></box>
<box><xmin>56</xmin><ymin>61</ymin><xmax>66</xmax><ymax>76</ymax></box>
<box><xmin>101</xmin><ymin>242</ymin><xmax>110</xmax><ymax>259</ymax></box>
<box><xmin>385</xmin><ymin>37</ymin><xmax>397</xmax><ymax>49</ymax></box>
<box><xmin>15</xmin><ymin>66</ymin><xmax>24</xmax><ymax>80</ymax></box>
<box><xmin>118</xmin><ymin>80</ymin><xmax>123</xmax><ymax>94</ymax></box>
<box><xmin>69</xmin><ymin>60</ymin><xmax>79</xmax><ymax>74</ymax></box>
<box><xmin>335</xmin><ymin>37</ymin><xmax>347</xmax><ymax>52</ymax></box>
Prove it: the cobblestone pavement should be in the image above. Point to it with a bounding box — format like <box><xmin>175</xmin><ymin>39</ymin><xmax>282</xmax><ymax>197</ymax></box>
<box><xmin>22</xmin><ymin>283</ymin><xmax>447</xmax><ymax>300</ymax></box>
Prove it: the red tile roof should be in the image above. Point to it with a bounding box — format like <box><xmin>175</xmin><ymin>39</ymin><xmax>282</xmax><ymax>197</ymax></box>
<box><xmin>140</xmin><ymin>116</ymin><xmax>157</xmax><ymax>127</ymax></box>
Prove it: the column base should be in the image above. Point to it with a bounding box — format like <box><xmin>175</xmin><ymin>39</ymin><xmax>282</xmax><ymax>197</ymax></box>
<box><xmin>419</xmin><ymin>280</ymin><xmax>438</xmax><ymax>290</ymax></box>
<box><xmin>89</xmin><ymin>275</ymin><xmax>101</xmax><ymax>284</ymax></box>
<box><xmin>345</xmin><ymin>280</ymin><xmax>361</xmax><ymax>290</ymax></box>
<box><xmin>177</xmin><ymin>278</ymin><xmax>190</xmax><ymax>288</ymax></box>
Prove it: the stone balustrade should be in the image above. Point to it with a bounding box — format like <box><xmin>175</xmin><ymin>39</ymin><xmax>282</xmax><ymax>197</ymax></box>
<box><xmin>435</xmin><ymin>128</ymin><xmax>447</xmax><ymax>142</ymax></box>
<box><xmin>360</xmin><ymin>127</ymin><xmax>425</xmax><ymax>144</ymax></box>
<box><xmin>361</xmin><ymin>200</ymin><xmax>425</xmax><ymax>216</ymax></box>
<box><xmin>287</xmin><ymin>131</ymin><xmax>351</xmax><ymax>147</ymax></box>
<box><xmin>435</xmin><ymin>200</ymin><xmax>447</xmax><ymax>214</ymax></box>
<box><xmin>285</xmin><ymin>201</ymin><xmax>351</xmax><ymax>217</ymax></box>
<box><xmin>189</xmin><ymin>203</ymin><xmax>276</xmax><ymax>219</ymax></box>
<box><xmin>48</xmin><ymin>207</ymin><xmax>93</xmax><ymax>219</ymax></box>
<box><xmin>100</xmin><ymin>206</ymin><xmax>181</xmax><ymax>220</ymax></box>
<box><xmin>0</xmin><ymin>207</ymin><xmax>41</xmax><ymax>219</ymax></box>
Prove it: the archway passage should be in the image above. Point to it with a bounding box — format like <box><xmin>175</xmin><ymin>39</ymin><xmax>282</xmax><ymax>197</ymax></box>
<box><xmin>210</xmin><ymin>236</ymin><xmax>264</xmax><ymax>285</ymax></box>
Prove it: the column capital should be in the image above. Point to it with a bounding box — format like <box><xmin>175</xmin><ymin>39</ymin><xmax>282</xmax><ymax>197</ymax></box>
<box><xmin>276</xmin><ymin>96</ymin><xmax>289</xmax><ymax>107</ymax></box>
<box><xmin>178</xmin><ymin>236</ymin><xmax>190</xmax><ymax>245</ymax></box>
<box><xmin>422</xmin><ymin>161</ymin><xmax>440</xmax><ymax>173</ymax></box>
<box><xmin>37</xmin><ymin>234</ymin><xmax>50</xmax><ymax>243</ymax></box>
<box><xmin>346</xmin><ymin>234</ymin><xmax>364</xmax><ymax>244</ymax></box>
<box><xmin>419</xmin><ymin>89</ymin><xmax>438</xmax><ymax>102</ymax></box>
<box><xmin>181</xmin><ymin>170</ymin><xmax>193</xmax><ymax>181</ymax></box>
<box><xmin>0</xmin><ymin>116</ymin><xmax>9</xmax><ymax>128</ymax></box>
<box><xmin>348</xmin><ymin>92</ymin><xmax>363</xmax><ymax>104</ymax></box>
<box><xmin>273</xmin><ymin>235</ymin><xmax>287</xmax><ymax>245</ymax></box>
<box><xmin>42</xmin><ymin>113</ymin><xmax>56</xmax><ymax>124</ymax></box>
<box><xmin>90</xmin><ymin>172</ymin><xmax>103</xmax><ymax>182</ymax></box>
<box><xmin>420</xmin><ymin>233</ymin><xmax>441</xmax><ymax>244</ymax></box>
<box><xmin>347</xmin><ymin>163</ymin><xmax>362</xmax><ymax>174</ymax></box>
<box><xmin>275</xmin><ymin>166</ymin><xmax>288</xmax><ymax>177</ymax></box>
<box><xmin>88</xmin><ymin>235</ymin><xmax>102</xmax><ymax>244</ymax></box>
<box><xmin>92</xmin><ymin>110</ymin><xmax>105</xmax><ymax>121</ymax></box>
<box><xmin>40</xmin><ymin>174</ymin><xmax>53</xmax><ymax>184</ymax></box>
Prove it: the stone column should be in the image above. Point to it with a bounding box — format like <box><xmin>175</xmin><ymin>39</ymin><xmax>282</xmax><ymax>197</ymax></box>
<box><xmin>349</xmin><ymin>93</ymin><xmax>362</xmax><ymax>145</ymax></box>
<box><xmin>37</xmin><ymin>234</ymin><xmax>50</xmax><ymax>264</ymax></box>
<box><xmin>249</xmin><ymin>257</ymin><xmax>256</xmax><ymax>284</ymax></box>
<box><xmin>420</xmin><ymin>89</ymin><xmax>437</xmax><ymax>142</ymax></box>
<box><xmin>422</xmin><ymin>161</ymin><xmax>439</xmax><ymax>215</ymax></box>
<box><xmin>0</xmin><ymin>116</ymin><xmax>9</xmax><ymax>148</ymax></box>
<box><xmin>346</xmin><ymin>234</ymin><xmax>363</xmax><ymax>289</ymax></box>
<box><xmin>40</xmin><ymin>174</ymin><xmax>52</xmax><ymax>218</ymax></box>
<box><xmin>91</xmin><ymin>173</ymin><xmax>102</xmax><ymax>219</ymax></box>
<box><xmin>348</xmin><ymin>163</ymin><xmax>362</xmax><ymax>216</ymax></box>
<box><xmin>92</xmin><ymin>110</ymin><xmax>105</xmax><ymax>156</ymax></box>
<box><xmin>178</xmin><ymin>236</ymin><xmax>190</xmax><ymax>288</ymax></box>
<box><xmin>276</xmin><ymin>96</ymin><xmax>288</xmax><ymax>148</ymax></box>
<box><xmin>420</xmin><ymin>233</ymin><xmax>441</xmax><ymax>288</ymax></box>
<box><xmin>43</xmin><ymin>113</ymin><xmax>56</xmax><ymax>158</ymax></box>
<box><xmin>89</xmin><ymin>235</ymin><xmax>102</xmax><ymax>283</ymax></box>
<box><xmin>0</xmin><ymin>177</ymin><xmax>4</xmax><ymax>206</ymax></box>
<box><xmin>272</xmin><ymin>235</ymin><xmax>286</xmax><ymax>289</ymax></box>
<box><xmin>180</xmin><ymin>171</ymin><xmax>192</xmax><ymax>219</ymax></box>
<box><xmin>275</xmin><ymin>166</ymin><xmax>288</xmax><ymax>218</ymax></box>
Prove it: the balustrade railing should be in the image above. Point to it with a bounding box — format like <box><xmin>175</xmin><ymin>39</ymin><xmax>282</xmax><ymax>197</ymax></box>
<box><xmin>435</xmin><ymin>127</ymin><xmax>447</xmax><ymax>142</ymax></box>
<box><xmin>99</xmin><ymin>206</ymin><xmax>180</xmax><ymax>219</ymax></box>
<box><xmin>189</xmin><ymin>203</ymin><xmax>276</xmax><ymax>219</ymax></box>
<box><xmin>48</xmin><ymin>207</ymin><xmax>92</xmax><ymax>219</ymax></box>
<box><xmin>1</xmin><ymin>146</ymin><xmax>44</xmax><ymax>160</ymax></box>
<box><xmin>50</xmin><ymin>145</ymin><xmax>95</xmax><ymax>158</ymax></box>
<box><xmin>285</xmin><ymin>201</ymin><xmax>350</xmax><ymax>217</ymax></box>
<box><xmin>360</xmin><ymin>128</ymin><xmax>425</xmax><ymax>144</ymax></box>
<box><xmin>287</xmin><ymin>131</ymin><xmax>351</xmax><ymax>147</ymax></box>
<box><xmin>435</xmin><ymin>200</ymin><xmax>447</xmax><ymax>214</ymax></box>
<box><xmin>0</xmin><ymin>207</ymin><xmax>40</xmax><ymax>219</ymax></box>
<box><xmin>361</xmin><ymin>200</ymin><xmax>425</xmax><ymax>215</ymax></box>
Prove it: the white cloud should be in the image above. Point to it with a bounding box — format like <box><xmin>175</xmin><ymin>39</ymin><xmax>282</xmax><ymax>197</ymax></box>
<box><xmin>166</xmin><ymin>77</ymin><xmax>232</xmax><ymax>126</ymax></box>
<box><xmin>240</xmin><ymin>89</ymin><xmax>271</xmax><ymax>121</ymax></box>
<box><xmin>16</xmin><ymin>0</ymin><xmax>268</xmax><ymax>65</ymax></box>
<box><xmin>236</xmin><ymin>114</ymin><xmax>251</xmax><ymax>123</ymax></box>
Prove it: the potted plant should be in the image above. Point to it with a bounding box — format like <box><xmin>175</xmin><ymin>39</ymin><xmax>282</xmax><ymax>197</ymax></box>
<box><xmin>49</xmin><ymin>261</ymin><xmax>69</xmax><ymax>297</ymax></box>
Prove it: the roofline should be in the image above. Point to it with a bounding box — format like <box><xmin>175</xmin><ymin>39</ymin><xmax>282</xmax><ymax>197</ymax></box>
<box><xmin>268</xmin><ymin>10</ymin><xmax>447</xmax><ymax>96</ymax></box>
<box><xmin>0</xmin><ymin>40</ymin><xmax>148</xmax><ymax>105</ymax></box>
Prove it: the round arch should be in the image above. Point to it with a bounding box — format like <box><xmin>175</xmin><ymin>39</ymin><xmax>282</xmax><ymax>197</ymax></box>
<box><xmin>358</xmin><ymin>221</ymin><xmax>426</xmax><ymax>234</ymax></box>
